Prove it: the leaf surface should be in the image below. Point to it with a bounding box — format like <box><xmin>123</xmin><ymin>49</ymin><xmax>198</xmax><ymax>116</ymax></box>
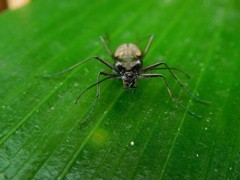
<box><xmin>0</xmin><ymin>0</ymin><xmax>240</xmax><ymax>179</ymax></box>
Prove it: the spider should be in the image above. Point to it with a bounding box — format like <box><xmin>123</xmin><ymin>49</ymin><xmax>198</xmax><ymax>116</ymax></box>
<box><xmin>43</xmin><ymin>35</ymin><xmax>192</xmax><ymax>127</ymax></box>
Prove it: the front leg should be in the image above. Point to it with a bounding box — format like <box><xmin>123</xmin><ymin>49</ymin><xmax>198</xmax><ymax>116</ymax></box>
<box><xmin>96</xmin><ymin>72</ymin><xmax>119</xmax><ymax>98</ymax></box>
<box><xmin>139</xmin><ymin>73</ymin><xmax>175</xmax><ymax>101</ymax></box>
<box><xmin>142</xmin><ymin>62</ymin><xmax>185</xmax><ymax>88</ymax></box>
<box><xmin>75</xmin><ymin>72</ymin><xmax>118</xmax><ymax>104</ymax></box>
<box><xmin>77</xmin><ymin>71</ymin><xmax>119</xmax><ymax>128</ymax></box>
<box><xmin>139</xmin><ymin>73</ymin><xmax>202</xmax><ymax>119</ymax></box>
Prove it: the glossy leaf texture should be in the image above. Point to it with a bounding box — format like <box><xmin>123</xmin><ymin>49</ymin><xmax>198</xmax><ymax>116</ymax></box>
<box><xmin>0</xmin><ymin>0</ymin><xmax>240</xmax><ymax>179</ymax></box>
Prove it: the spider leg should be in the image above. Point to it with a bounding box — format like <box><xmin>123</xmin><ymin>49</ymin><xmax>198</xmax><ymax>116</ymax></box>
<box><xmin>142</xmin><ymin>62</ymin><xmax>188</xmax><ymax>87</ymax></box>
<box><xmin>139</xmin><ymin>73</ymin><xmax>202</xmax><ymax>119</ymax></box>
<box><xmin>75</xmin><ymin>72</ymin><xmax>118</xmax><ymax>104</ymax></box>
<box><xmin>100</xmin><ymin>36</ymin><xmax>114</xmax><ymax>58</ymax></box>
<box><xmin>139</xmin><ymin>73</ymin><xmax>175</xmax><ymax>100</ymax></box>
<box><xmin>41</xmin><ymin>56</ymin><xmax>116</xmax><ymax>78</ymax></box>
<box><xmin>78</xmin><ymin>72</ymin><xmax>119</xmax><ymax>128</ymax></box>
<box><xmin>143</xmin><ymin>34</ymin><xmax>154</xmax><ymax>57</ymax></box>
<box><xmin>149</xmin><ymin>67</ymin><xmax>190</xmax><ymax>79</ymax></box>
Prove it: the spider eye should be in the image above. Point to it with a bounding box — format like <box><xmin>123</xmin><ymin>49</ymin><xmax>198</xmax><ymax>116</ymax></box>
<box><xmin>133</xmin><ymin>64</ymin><xmax>140</xmax><ymax>70</ymax></box>
<box><xmin>132</xmin><ymin>60</ymin><xmax>142</xmax><ymax>72</ymax></box>
<box><xmin>115</xmin><ymin>63</ymin><xmax>125</xmax><ymax>72</ymax></box>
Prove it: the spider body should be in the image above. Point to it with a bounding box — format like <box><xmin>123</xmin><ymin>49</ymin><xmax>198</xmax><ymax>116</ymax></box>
<box><xmin>43</xmin><ymin>35</ymin><xmax>192</xmax><ymax>127</ymax></box>
<box><xmin>114</xmin><ymin>43</ymin><xmax>143</xmax><ymax>88</ymax></box>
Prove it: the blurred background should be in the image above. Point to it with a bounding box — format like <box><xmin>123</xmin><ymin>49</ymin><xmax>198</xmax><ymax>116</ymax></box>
<box><xmin>0</xmin><ymin>0</ymin><xmax>30</xmax><ymax>12</ymax></box>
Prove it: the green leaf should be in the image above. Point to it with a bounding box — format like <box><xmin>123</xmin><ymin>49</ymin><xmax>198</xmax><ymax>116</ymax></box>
<box><xmin>1</xmin><ymin>0</ymin><xmax>240</xmax><ymax>179</ymax></box>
